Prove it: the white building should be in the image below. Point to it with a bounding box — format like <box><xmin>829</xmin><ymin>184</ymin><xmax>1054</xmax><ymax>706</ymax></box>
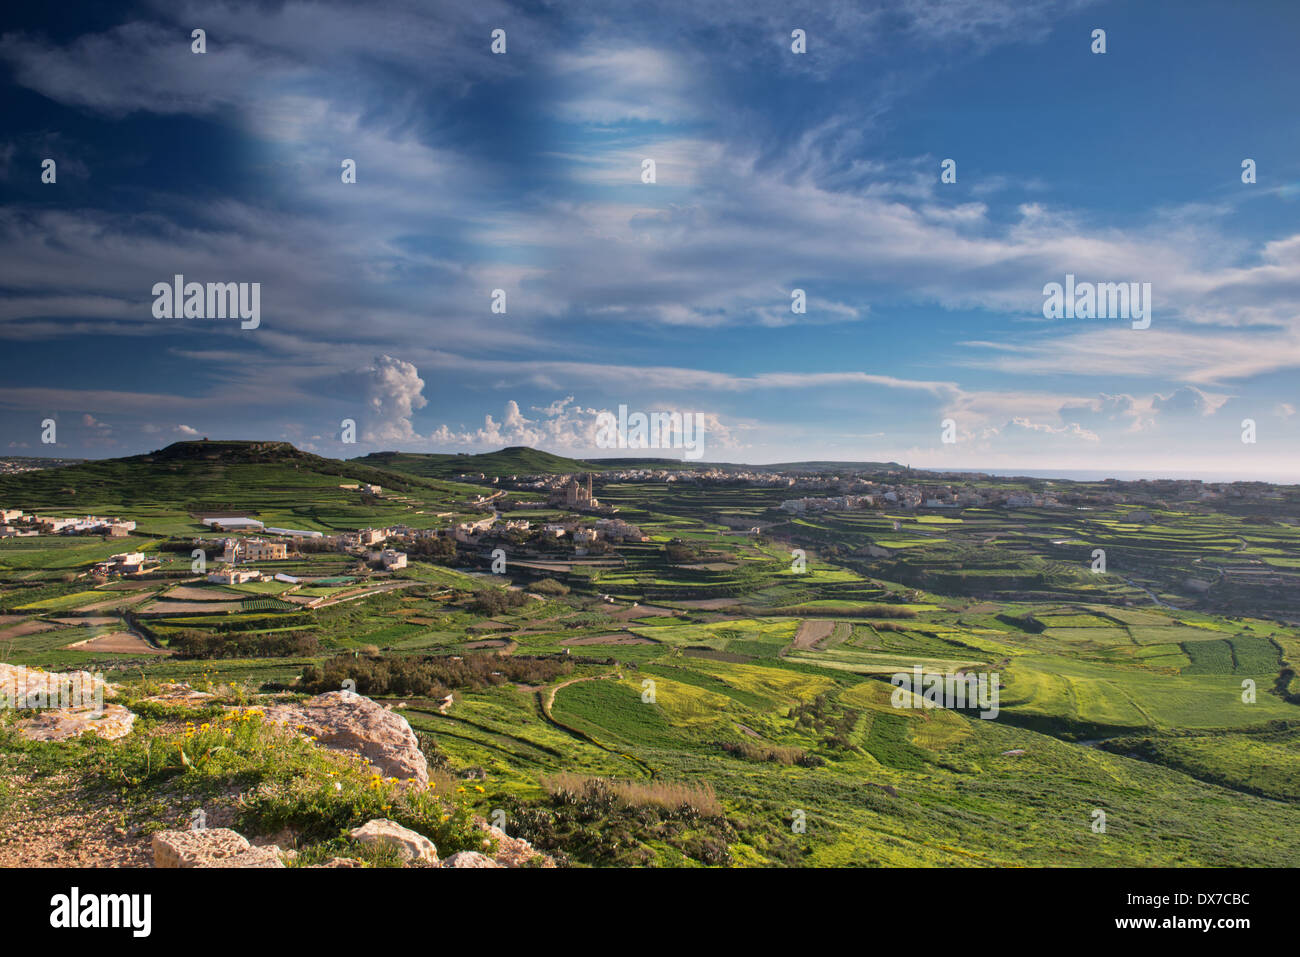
<box><xmin>208</xmin><ymin>567</ymin><xmax>262</xmax><ymax>584</ymax></box>
<box><xmin>593</xmin><ymin>518</ymin><xmax>647</xmax><ymax>542</ymax></box>
<box><xmin>93</xmin><ymin>551</ymin><xmax>150</xmax><ymax>576</ymax></box>
<box><xmin>222</xmin><ymin>538</ymin><xmax>288</xmax><ymax>561</ymax></box>
<box><xmin>380</xmin><ymin>549</ymin><xmax>407</xmax><ymax>570</ymax></box>
<box><xmin>201</xmin><ymin>517</ymin><xmax>265</xmax><ymax>530</ymax></box>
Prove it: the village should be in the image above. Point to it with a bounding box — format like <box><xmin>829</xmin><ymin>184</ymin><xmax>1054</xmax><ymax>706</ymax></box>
<box><xmin>0</xmin><ymin>474</ymin><xmax>650</xmax><ymax>592</ymax></box>
<box><xmin>4</xmin><ymin>462</ymin><xmax>1286</xmax><ymax>591</ymax></box>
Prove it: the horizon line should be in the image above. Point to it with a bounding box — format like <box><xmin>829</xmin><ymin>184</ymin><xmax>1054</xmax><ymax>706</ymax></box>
<box><xmin>5</xmin><ymin>440</ymin><xmax>1299</xmax><ymax>486</ymax></box>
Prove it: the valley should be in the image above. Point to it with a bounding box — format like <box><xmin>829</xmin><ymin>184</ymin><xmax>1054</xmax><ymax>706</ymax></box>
<box><xmin>1</xmin><ymin>441</ymin><xmax>1297</xmax><ymax>867</ymax></box>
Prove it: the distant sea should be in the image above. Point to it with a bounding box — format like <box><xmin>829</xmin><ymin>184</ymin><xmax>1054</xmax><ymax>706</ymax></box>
<box><xmin>976</xmin><ymin>468</ymin><xmax>1300</xmax><ymax>485</ymax></box>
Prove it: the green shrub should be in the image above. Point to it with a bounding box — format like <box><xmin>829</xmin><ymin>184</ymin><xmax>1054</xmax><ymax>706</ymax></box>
<box><xmin>298</xmin><ymin>652</ymin><xmax>573</xmax><ymax>697</ymax></box>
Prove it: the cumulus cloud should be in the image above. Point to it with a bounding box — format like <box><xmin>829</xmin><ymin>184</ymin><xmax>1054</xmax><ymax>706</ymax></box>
<box><xmin>989</xmin><ymin>417</ymin><xmax>1100</xmax><ymax>442</ymax></box>
<box><xmin>1151</xmin><ymin>386</ymin><xmax>1231</xmax><ymax>417</ymax></box>
<box><xmin>430</xmin><ymin>396</ymin><xmax>744</xmax><ymax>456</ymax></box>
<box><xmin>363</xmin><ymin>355</ymin><xmax>427</xmax><ymax>443</ymax></box>
<box><xmin>431</xmin><ymin>397</ymin><xmax>600</xmax><ymax>449</ymax></box>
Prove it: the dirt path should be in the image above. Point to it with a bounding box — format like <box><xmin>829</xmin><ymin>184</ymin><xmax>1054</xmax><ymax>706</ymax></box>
<box><xmin>308</xmin><ymin>580</ymin><xmax>421</xmax><ymax>608</ymax></box>
<box><xmin>1123</xmin><ymin>578</ymin><xmax>1183</xmax><ymax>610</ymax></box>
<box><xmin>542</xmin><ymin>673</ymin><xmax>611</xmax><ymax>715</ymax></box>
<box><xmin>536</xmin><ymin>673</ymin><xmax>655</xmax><ymax>778</ymax></box>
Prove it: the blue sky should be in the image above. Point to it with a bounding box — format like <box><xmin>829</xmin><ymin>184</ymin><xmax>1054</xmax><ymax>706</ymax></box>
<box><xmin>1</xmin><ymin>0</ymin><xmax>1298</xmax><ymax>476</ymax></box>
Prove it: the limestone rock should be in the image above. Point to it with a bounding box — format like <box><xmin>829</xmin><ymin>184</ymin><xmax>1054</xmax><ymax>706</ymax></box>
<box><xmin>259</xmin><ymin>691</ymin><xmax>428</xmax><ymax>784</ymax></box>
<box><xmin>477</xmin><ymin>823</ymin><xmax>555</xmax><ymax>868</ymax></box>
<box><xmin>349</xmin><ymin>819</ymin><xmax>438</xmax><ymax>863</ymax></box>
<box><xmin>1</xmin><ymin>663</ymin><xmax>133</xmax><ymax>742</ymax></box>
<box><xmin>225</xmin><ymin>846</ymin><xmax>286</xmax><ymax>868</ymax></box>
<box><xmin>441</xmin><ymin>851</ymin><xmax>501</xmax><ymax>868</ymax></box>
<box><xmin>140</xmin><ymin>683</ymin><xmax>217</xmax><ymax>706</ymax></box>
<box><xmin>0</xmin><ymin>662</ymin><xmax>119</xmax><ymax>702</ymax></box>
<box><xmin>15</xmin><ymin>703</ymin><xmax>136</xmax><ymax>742</ymax></box>
<box><xmin>153</xmin><ymin>828</ymin><xmax>252</xmax><ymax>868</ymax></box>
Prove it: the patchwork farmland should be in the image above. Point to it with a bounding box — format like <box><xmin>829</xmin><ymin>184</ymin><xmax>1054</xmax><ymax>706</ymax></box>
<box><xmin>1</xmin><ymin>443</ymin><xmax>1299</xmax><ymax>867</ymax></box>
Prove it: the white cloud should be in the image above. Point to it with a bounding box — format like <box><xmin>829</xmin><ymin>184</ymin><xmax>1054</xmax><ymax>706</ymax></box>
<box><xmin>363</xmin><ymin>355</ymin><xmax>427</xmax><ymax>443</ymax></box>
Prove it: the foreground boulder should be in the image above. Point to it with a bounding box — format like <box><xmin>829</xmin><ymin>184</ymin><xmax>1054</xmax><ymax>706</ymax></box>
<box><xmin>349</xmin><ymin>819</ymin><xmax>438</xmax><ymax>863</ymax></box>
<box><xmin>259</xmin><ymin>690</ymin><xmax>429</xmax><ymax>784</ymax></box>
<box><xmin>0</xmin><ymin>662</ymin><xmax>119</xmax><ymax>702</ymax></box>
<box><xmin>152</xmin><ymin>828</ymin><xmax>284</xmax><ymax>868</ymax></box>
<box><xmin>15</xmin><ymin>702</ymin><xmax>136</xmax><ymax>742</ymax></box>
<box><xmin>1</xmin><ymin>663</ymin><xmax>134</xmax><ymax>742</ymax></box>
<box><xmin>442</xmin><ymin>851</ymin><xmax>501</xmax><ymax>868</ymax></box>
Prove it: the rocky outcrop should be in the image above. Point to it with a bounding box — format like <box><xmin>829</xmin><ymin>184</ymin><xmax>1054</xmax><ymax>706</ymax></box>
<box><xmin>349</xmin><ymin>819</ymin><xmax>438</xmax><ymax>863</ymax></box>
<box><xmin>140</xmin><ymin>683</ymin><xmax>217</xmax><ymax>706</ymax></box>
<box><xmin>152</xmin><ymin>828</ymin><xmax>284</xmax><ymax>868</ymax></box>
<box><xmin>224</xmin><ymin>846</ymin><xmax>287</xmax><ymax>868</ymax></box>
<box><xmin>442</xmin><ymin>851</ymin><xmax>501</xmax><ymax>868</ymax></box>
<box><xmin>0</xmin><ymin>663</ymin><xmax>119</xmax><ymax>702</ymax></box>
<box><xmin>259</xmin><ymin>690</ymin><xmax>429</xmax><ymax>784</ymax></box>
<box><xmin>1</xmin><ymin>663</ymin><xmax>134</xmax><ymax>742</ymax></box>
<box><xmin>477</xmin><ymin>823</ymin><xmax>555</xmax><ymax>868</ymax></box>
<box><xmin>15</xmin><ymin>703</ymin><xmax>136</xmax><ymax>742</ymax></box>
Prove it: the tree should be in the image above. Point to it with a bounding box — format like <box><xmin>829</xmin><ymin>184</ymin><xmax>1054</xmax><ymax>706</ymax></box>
<box><xmin>664</xmin><ymin>541</ymin><xmax>695</xmax><ymax>564</ymax></box>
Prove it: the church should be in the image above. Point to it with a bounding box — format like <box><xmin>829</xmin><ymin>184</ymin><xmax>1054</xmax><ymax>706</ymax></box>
<box><xmin>552</xmin><ymin>474</ymin><xmax>597</xmax><ymax>508</ymax></box>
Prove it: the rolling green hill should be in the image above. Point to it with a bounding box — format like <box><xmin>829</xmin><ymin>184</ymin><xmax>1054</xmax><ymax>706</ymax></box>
<box><xmin>354</xmin><ymin>446</ymin><xmax>599</xmax><ymax>478</ymax></box>
<box><xmin>359</xmin><ymin>447</ymin><xmax>910</xmax><ymax>476</ymax></box>
<box><xmin>0</xmin><ymin>440</ymin><xmax>476</xmax><ymax>526</ymax></box>
<box><xmin>759</xmin><ymin>460</ymin><xmax>907</xmax><ymax>473</ymax></box>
